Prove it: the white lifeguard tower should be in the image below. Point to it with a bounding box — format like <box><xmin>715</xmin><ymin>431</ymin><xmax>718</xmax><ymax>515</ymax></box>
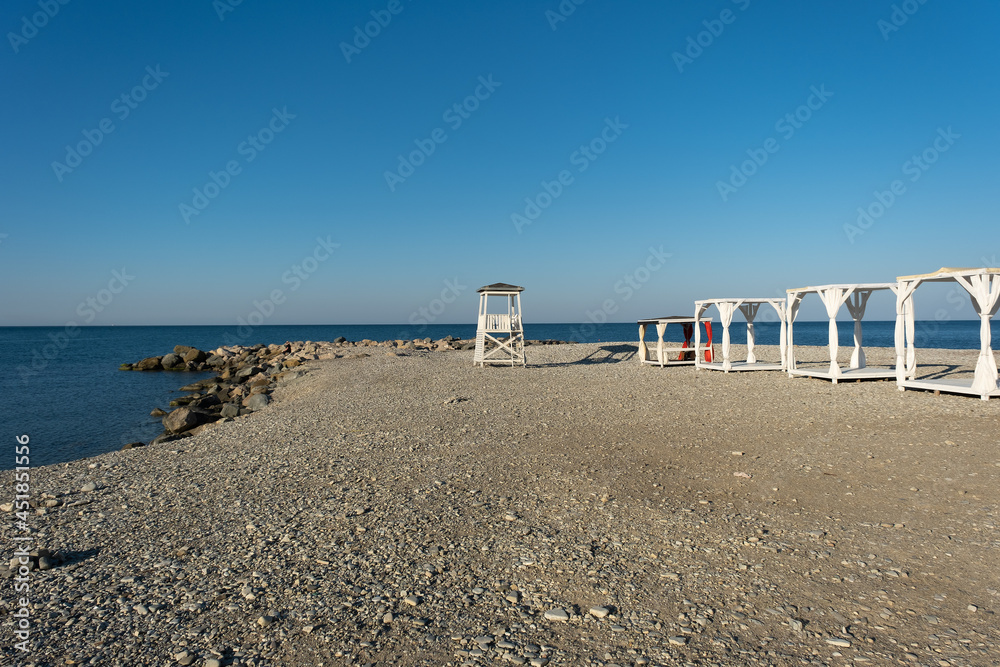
<box><xmin>473</xmin><ymin>283</ymin><xmax>526</xmax><ymax>367</ymax></box>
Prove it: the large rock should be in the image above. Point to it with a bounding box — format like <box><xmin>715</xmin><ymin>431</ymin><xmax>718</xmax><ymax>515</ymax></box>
<box><xmin>236</xmin><ymin>365</ymin><xmax>261</xmax><ymax>380</ymax></box>
<box><xmin>205</xmin><ymin>354</ymin><xmax>226</xmax><ymax>367</ymax></box>
<box><xmin>162</xmin><ymin>407</ymin><xmax>217</xmax><ymax>433</ymax></box>
<box><xmin>242</xmin><ymin>393</ymin><xmax>271</xmax><ymax>411</ymax></box>
<box><xmin>135</xmin><ymin>356</ymin><xmax>163</xmax><ymax>371</ymax></box>
<box><xmin>190</xmin><ymin>394</ymin><xmax>221</xmax><ymax>409</ymax></box>
<box><xmin>175</xmin><ymin>345</ymin><xmax>208</xmax><ymax>363</ymax></box>
<box><xmin>220</xmin><ymin>403</ymin><xmax>241</xmax><ymax>419</ymax></box>
<box><xmin>160</xmin><ymin>353</ymin><xmax>185</xmax><ymax>369</ymax></box>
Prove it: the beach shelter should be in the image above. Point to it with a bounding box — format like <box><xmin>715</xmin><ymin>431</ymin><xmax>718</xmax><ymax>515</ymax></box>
<box><xmin>473</xmin><ymin>283</ymin><xmax>526</xmax><ymax>367</ymax></box>
<box><xmin>895</xmin><ymin>267</ymin><xmax>1000</xmax><ymax>400</ymax></box>
<box><xmin>786</xmin><ymin>283</ymin><xmax>898</xmax><ymax>382</ymax></box>
<box><xmin>636</xmin><ymin>316</ymin><xmax>714</xmax><ymax>366</ymax></box>
<box><xmin>694</xmin><ymin>298</ymin><xmax>787</xmax><ymax>372</ymax></box>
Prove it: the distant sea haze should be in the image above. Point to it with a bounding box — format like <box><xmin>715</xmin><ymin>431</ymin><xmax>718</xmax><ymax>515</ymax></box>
<box><xmin>1</xmin><ymin>321</ymin><xmax>994</xmax><ymax>470</ymax></box>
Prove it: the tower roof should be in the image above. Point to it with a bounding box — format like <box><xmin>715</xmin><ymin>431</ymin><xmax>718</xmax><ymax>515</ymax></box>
<box><xmin>477</xmin><ymin>283</ymin><xmax>524</xmax><ymax>293</ymax></box>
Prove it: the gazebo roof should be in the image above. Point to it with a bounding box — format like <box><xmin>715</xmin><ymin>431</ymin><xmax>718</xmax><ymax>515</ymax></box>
<box><xmin>787</xmin><ymin>282</ymin><xmax>896</xmax><ymax>294</ymax></box>
<box><xmin>477</xmin><ymin>283</ymin><xmax>524</xmax><ymax>293</ymax></box>
<box><xmin>897</xmin><ymin>267</ymin><xmax>1000</xmax><ymax>281</ymax></box>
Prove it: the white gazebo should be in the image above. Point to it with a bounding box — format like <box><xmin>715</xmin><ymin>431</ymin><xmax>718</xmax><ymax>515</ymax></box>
<box><xmin>637</xmin><ymin>315</ymin><xmax>714</xmax><ymax>367</ymax></box>
<box><xmin>473</xmin><ymin>283</ymin><xmax>526</xmax><ymax>367</ymax></box>
<box><xmin>694</xmin><ymin>298</ymin><xmax>787</xmax><ymax>372</ymax></box>
<box><xmin>786</xmin><ymin>283</ymin><xmax>898</xmax><ymax>382</ymax></box>
<box><xmin>895</xmin><ymin>267</ymin><xmax>1000</xmax><ymax>400</ymax></box>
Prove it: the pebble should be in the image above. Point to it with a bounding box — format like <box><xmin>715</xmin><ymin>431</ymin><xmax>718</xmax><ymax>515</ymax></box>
<box><xmin>826</xmin><ymin>638</ymin><xmax>852</xmax><ymax>648</ymax></box>
<box><xmin>81</xmin><ymin>482</ymin><xmax>97</xmax><ymax>492</ymax></box>
<box><xmin>668</xmin><ymin>636</ymin><xmax>688</xmax><ymax>646</ymax></box>
<box><xmin>404</xmin><ymin>595</ymin><xmax>421</xmax><ymax>606</ymax></box>
<box><xmin>589</xmin><ymin>606</ymin><xmax>610</xmax><ymax>618</ymax></box>
<box><xmin>543</xmin><ymin>608</ymin><xmax>570</xmax><ymax>622</ymax></box>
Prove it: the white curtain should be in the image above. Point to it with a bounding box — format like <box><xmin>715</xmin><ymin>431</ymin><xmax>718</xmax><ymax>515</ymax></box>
<box><xmin>956</xmin><ymin>274</ymin><xmax>1000</xmax><ymax>397</ymax></box>
<box><xmin>894</xmin><ymin>282</ymin><xmax>916</xmax><ymax>386</ymax></box>
<box><xmin>786</xmin><ymin>294</ymin><xmax>801</xmax><ymax>372</ymax></box>
<box><xmin>738</xmin><ymin>302</ymin><xmax>760</xmax><ymax>364</ymax></box>
<box><xmin>717</xmin><ymin>302</ymin><xmax>736</xmax><ymax>372</ymax></box>
<box><xmin>845</xmin><ymin>290</ymin><xmax>872</xmax><ymax>369</ymax></box>
<box><xmin>818</xmin><ymin>287</ymin><xmax>849</xmax><ymax>377</ymax></box>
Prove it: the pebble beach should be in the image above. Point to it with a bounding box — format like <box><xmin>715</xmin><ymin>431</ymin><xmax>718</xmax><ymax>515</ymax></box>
<box><xmin>4</xmin><ymin>341</ymin><xmax>1000</xmax><ymax>666</ymax></box>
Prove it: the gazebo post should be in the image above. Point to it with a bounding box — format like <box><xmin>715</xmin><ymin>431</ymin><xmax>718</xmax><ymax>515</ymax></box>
<box><xmin>772</xmin><ymin>301</ymin><xmax>788</xmax><ymax>371</ymax></box>
<box><xmin>894</xmin><ymin>283</ymin><xmax>911</xmax><ymax>391</ymax></box>
<box><xmin>693</xmin><ymin>303</ymin><xmax>708</xmax><ymax>369</ymax></box>
<box><xmin>786</xmin><ymin>292</ymin><xmax>803</xmax><ymax>375</ymax></box>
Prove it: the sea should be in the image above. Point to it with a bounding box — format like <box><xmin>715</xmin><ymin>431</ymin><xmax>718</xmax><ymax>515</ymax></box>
<box><xmin>1</xmin><ymin>320</ymin><xmax>994</xmax><ymax>469</ymax></box>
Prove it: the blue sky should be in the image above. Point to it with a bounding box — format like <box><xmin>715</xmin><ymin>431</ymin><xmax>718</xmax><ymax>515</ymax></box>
<box><xmin>2</xmin><ymin>0</ymin><xmax>998</xmax><ymax>326</ymax></box>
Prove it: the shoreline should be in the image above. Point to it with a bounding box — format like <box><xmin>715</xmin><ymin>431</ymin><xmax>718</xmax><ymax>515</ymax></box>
<box><xmin>3</xmin><ymin>342</ymin><xmax>999</xmax><ymax>665</ymax></box>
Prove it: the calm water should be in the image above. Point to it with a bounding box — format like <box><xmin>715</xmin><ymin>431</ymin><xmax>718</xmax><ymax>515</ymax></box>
<box><xmin>0</xmin><ymin>321</ymin><xmax>993</xmax><ymax>469</ymax></box>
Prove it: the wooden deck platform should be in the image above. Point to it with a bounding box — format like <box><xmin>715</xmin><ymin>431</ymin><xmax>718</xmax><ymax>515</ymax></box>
<box><xmin>898</xmin><ymin>377</ymin><xmax>1000</xmax><ymax>400</ymax></box>
<box><xmin>788</xmin><ymin>366</ymin><xmax>895</xmax><ymax>383</ymax></box>
<box><xmin>698</xmin><ymin>361</ymin><xmax>784</xmax><ymax>373</ymax></box>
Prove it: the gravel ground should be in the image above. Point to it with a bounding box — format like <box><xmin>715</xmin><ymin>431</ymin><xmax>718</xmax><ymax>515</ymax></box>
<box><xmin>3</xmin><ymin>342</ymin><xmax>1000</xmax><ymax>667</ymax></box>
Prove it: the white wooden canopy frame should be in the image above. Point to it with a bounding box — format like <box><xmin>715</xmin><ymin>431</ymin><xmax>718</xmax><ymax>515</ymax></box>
<box><xmin>694</xmin><ymin>298</ymin><xmax>787</xmax><ymax>372</ymax></box>
<box><xmin>473</xmin><ymin>283</ymin><xmax>526</xmax><ymax>367</ymax></box>
<box><xmin>637</xmin><ymin>316</ymin><xmax>714</xmax><ymax>367</ymax></box>
<box><xmin>895</xmin><ymin>268</ymin><xmax>1000</xmax><ymax>400</ymax></box>
<box><xmin>786</xmin><ymin>283</ymin><xmax>898</xmax><ymax>383</ymax></box>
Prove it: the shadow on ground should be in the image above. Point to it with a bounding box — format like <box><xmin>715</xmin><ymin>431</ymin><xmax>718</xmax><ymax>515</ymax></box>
<box><xmin>531</xmin><ymin>344</ymin><xmax>637</xmax><ymax>367</ymax></box>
